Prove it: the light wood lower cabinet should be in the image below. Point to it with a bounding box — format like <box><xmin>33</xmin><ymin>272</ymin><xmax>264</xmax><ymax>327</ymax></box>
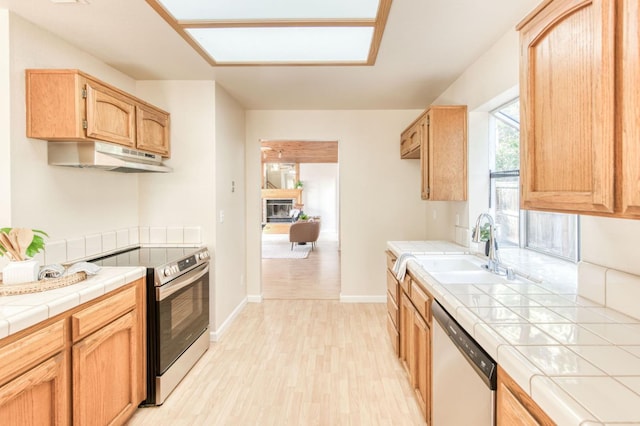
<box><xmin>398</xmin><ymin>274</ymin><xmax>432</xmax><ymax>423</ymax></box>
<box><xmin>0</xmin><ymin>351</ymin><xmax>69</xmax><ymax>425</ymax></box>
<box><xmin>411</xmin><ymin>309</ymin><xmax>430</xmax><ymax>420</ymax></box>
<box><xmin>0</xmin><ymin>278</ymin><xmax>145</xmax><ymax>426</ymax></box>
<box><xmin>497</xmin><ymin>366</ymin><xmax>554</xmax><ymax>426</ymax></box>
<box><xmin>73</xmin><ymin>311</ymin><xmax>138</xmax><ymax>426</ymax></box>
<box><xmin>386</xmin><ymin>252</ymin><xmax>400</xmax><ymax>356</ymax></box>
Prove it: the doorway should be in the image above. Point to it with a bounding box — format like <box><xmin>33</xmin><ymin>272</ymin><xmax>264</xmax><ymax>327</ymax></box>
<box><xmin>260</xmin><ymin>140</ymin><xmax>340</xmax><ymax>299</ymax></box>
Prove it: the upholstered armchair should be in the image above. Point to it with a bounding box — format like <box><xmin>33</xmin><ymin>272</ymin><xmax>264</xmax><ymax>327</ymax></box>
<box><xmin>289</xmin><ymin>221</ymin><xmax>321</xmax><ymax>250</ymax></box>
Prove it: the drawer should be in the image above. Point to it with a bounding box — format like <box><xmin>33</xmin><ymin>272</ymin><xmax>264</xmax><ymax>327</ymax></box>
<box><xmin>386</xmin><ymin>270</ymin><xmax>399</xmax><ymax>303</ymax></box>
<box><xmin>386</xmin><ymin>313</ymin><xmax>399</xmax><ymax>356</ymax></box>
<box><xmin>0</xmin><ymin>319</ymin><xmax>66</xmax><ymax>385</ymax></box>
<box><xmin>410</xmin><ymin>280</ymin><xmax>431</xmax><ymax>322</ymax></box>
<box><xmin>386</xmin><ymin>251</ymin><xmax>397</xmax><ymax>271</ymax></box>
<box><xmin>387</xmin><ymin>290</ymin><xmax>399</xmax><ymax>327</ymax></box>
<box><xmin>72</xmin><ymin>285</ymin><xmax>136</xmax><ymax>342</ymax></box>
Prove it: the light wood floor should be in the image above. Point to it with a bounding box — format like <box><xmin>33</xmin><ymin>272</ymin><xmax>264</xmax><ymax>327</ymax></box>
<box><xmin>128</xmin><ymin>300</ymin><xmax>425</xmax><ymax>425</ymax></box>
<box><xmin>261</xmin><ymin>236</ymin><xmax>341</xmax><ymax>300</ymax></box>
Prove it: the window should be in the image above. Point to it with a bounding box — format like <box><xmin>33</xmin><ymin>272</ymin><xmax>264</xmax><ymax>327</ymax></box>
<box><xmin>489</xmin><ymin>99</ymin><xmax>579</xmax><ymax>262</ymax></box>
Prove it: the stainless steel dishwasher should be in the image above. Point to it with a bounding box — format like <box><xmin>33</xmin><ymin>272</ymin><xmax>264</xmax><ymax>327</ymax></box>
<box><xmin>431</xmin><ymin>300</ymin><xmax>497</xmax><ymax>425</ymax></box>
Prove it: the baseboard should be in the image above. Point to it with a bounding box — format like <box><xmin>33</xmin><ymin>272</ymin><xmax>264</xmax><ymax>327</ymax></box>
<box><xmin>247</xmin><ymin>294</ymin><xmax>263</xmax><ymax>303</ymax></box>
<box><xmin>339</xmin><ymin>294</ymin><xmax>386</xmax><ymax>303</ymax></box>
<box><xmin>210</xmin><ymin>297</ymin><xmax>248</xmax><ymax>342</ymax></box>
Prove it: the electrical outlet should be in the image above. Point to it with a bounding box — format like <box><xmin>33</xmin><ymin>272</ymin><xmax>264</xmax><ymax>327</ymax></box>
<box><xmin>456</xmin><ymin>214</ymin><xmax>460</xmax><ymax>226</ymax></box>
<box><xmin>219</xmin><ymin>210</ymin><xmax>225</xmax><ymax>223</ymax></box>
<box><xmin>432</xmin><ymin>210</ymin><xmax>437</xmax><ymax>220</ymax></box>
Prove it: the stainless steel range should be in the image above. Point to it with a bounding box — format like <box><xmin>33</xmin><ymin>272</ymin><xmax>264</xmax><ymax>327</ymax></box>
<box><xmin>91</xmin><ymin>246</ymin><xmax>211</xmax><ymax>406</ymax></box>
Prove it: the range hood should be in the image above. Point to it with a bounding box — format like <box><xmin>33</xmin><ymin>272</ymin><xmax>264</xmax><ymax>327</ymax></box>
<box><xmin>48</xmin><ymin>141</ymin><xmax>172</xmax><ymax>173</ymax></box>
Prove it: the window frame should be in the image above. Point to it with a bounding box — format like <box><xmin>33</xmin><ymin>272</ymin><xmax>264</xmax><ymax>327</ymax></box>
<box><xmin>488</xmin><ymin>98</ymin><xmax>580</xmax><ymax>262</ymax></box>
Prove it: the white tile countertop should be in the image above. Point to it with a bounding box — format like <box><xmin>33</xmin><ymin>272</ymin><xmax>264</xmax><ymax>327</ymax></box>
<box><xmin>387</xmin><ymin>240</ymin><xmax>640</xmax><ymax>425</ymax></box>
<box><xmin>0</xmin><ymin>266</ymin><xmax>146</xmax><ymax>340</ymax></box>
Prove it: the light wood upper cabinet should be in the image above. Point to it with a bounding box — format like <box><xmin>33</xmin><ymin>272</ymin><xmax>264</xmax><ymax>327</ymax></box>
<box><xmin>497</xmin><ymin>366</ymin><xmax>554</xmax><ymax>426</ymax></box>
<box><xmin>618</xmin><ymin>0</ymin><xmax>640</xmax><ymax>216</ymax></box>
<box><xmin>26</xmin><ymin>69</ymin><xmax>171</xmax><ymax>157</ymax></box>
<box><xmin>420</xmin><ymin>106</ymin><xmax>468</xmax><ymax>201</ymax></box>
<box><xmin>85</xmin><ymin>79</ymin><xmax>136</xmax><ymax>148</ymax></box>
<box><xmin>517</xmin><ymin>0</ymin><xmax>640</xmax><ymax>216</ymax></box>
<box><xmin>400</xmin><ymin>116</ymin><xmax>423</xmax><ymax>159</ymax></box>
<box><xmin>136</xmin><ymin>104</ymin><xmax>170</xmax><ymax>157</ymax></box>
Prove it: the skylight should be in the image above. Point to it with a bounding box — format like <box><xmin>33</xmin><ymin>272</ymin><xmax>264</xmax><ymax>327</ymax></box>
<box><xmin>145</xmin><ymin>0</ymin><xmax>391</xmax><ymax>66</ymax></box>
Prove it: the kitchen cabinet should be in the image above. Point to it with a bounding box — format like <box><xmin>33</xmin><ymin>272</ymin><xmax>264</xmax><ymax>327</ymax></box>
<box><xmin>136</xmin><ymin>104</ymin><xmax>170</xmax><ymax>157</ymax></box>
<box><xmin>397</xmin><ymin>269</ymin><xmax>432</xmax><ymax>423</ymax></box>
<box><xmin>0</xmin><ymin>278</ymin><xmax>145</xmax><ymax>426</ymax></box>
<box><xmin>400</xmin><ymin>115</ymin><xmax>423</xmax><ymax>159</ymax></box>
<box><xmin>517</xmin><ymin>0</ymin><xmax>640</xmax><ymax>217</ymax></box>
<box><xmin>497</xmin><ymin>366</ymin><xmax>554</xmax><ymax>426</ymax></box>
<box><xmin>420</xmin><ymin>106</ymin><xmax>467</xmax><ymax>201</ymax></box>
<box><xmin>72</xmin><ymin>284</ymin><xmax>145</xmax><ymax>426</ymax></box>
<box><xmin>85</xmin><ymin>78</ymin><xmax>136</xmax><ymax>147</ymax></box>
<box><xmin>399</xmin><ymin>106</ymin><xmax>467</xmax><ymax>200</ymax></box>
<box><xmin>0</xmin><ymin>320</ymin><xmax>69</xmax><ymax>425</ymax></box>
<box><xmin>385</xmin><ymin>251</ymin><xmax>400</xmax><ymax>355</ymax></box>
<box><xmin>26</xmin><ymin>69</ymin><xmax>171</xmax><ymax>157</ymax></box>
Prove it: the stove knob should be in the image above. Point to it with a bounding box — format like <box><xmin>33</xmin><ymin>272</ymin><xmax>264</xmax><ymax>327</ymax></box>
<box><xmin>163</xmin><ymin>267</ymin><xmax>172</xmax><ymax>277</ymax></box>
<box><xmin>199</xmin><ymin>252</ymin><xmax>207</xmax><ymax>260</ymax></box>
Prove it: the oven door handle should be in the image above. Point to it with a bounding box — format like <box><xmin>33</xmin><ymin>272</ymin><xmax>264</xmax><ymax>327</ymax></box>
<box><xmin>157</xmin><ymin>263</ymin><xmax>209</xmax><ymax>301</ymax></box>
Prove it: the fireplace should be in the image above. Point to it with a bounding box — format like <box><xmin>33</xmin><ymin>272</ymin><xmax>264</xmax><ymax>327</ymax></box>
<box><xmin>264</xmin><ymin>199</ymin><xmax>295</xmax><ymax>223</ymax></box>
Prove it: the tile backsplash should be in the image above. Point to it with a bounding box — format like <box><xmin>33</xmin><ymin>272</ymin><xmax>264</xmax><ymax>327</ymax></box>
<box><xmin>578</xmin><ymin>261</ymin><xmax>640</xmax><ymax>321</ymax></box>
<box><xmin>36</xmin><ymin>226</ymin><xmax>203</xmax><ymax>266</ymax></box>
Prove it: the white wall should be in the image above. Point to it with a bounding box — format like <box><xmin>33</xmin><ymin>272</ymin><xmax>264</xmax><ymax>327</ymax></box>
<box><xmin>8</xmin><ymin>12</ymin><xmax>139</xmax><ymax>240</ymax></box>
<box><xmin>246</xmin><ymin>110</ymin><xmax>427</xmax><ymax>299</ymax></box>
<box><xmin>300</xmin><ymin>163</ymin><xmax>338</xmax><ymax>236</ymax></box>
<box><xmin>135</xmin><ymin>81</ymin><xmax>216</xmax><ymax>242</ymax></box>
<box><xmin>137</xmin><ymin>81</ymin><xmax>247</xmax><ymax>331</ymax></box>
<box><xmin>214</xmin><ymin>84</ymin><xmax>247</xmax><ymax>329</ymax></box>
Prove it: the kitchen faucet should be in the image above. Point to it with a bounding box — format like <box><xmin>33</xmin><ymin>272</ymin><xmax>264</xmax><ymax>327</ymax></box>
<box><xmin>472</xmin><ymin>212</ymin><xmax>506</xmax><ymax>276</ymax></box>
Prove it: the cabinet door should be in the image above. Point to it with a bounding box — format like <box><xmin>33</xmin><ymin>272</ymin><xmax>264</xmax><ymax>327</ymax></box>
<box><xmin>73</xmin><ymin>311</ymin><xmax>138</xmax><ymax>426</ymax></box>
<box><xmin>427</xmin><ymin>107</ymin><xmax>468</xmax><ymax>201</ymax></box>
<box><xmin>401</xmin><ymin>118</ymin><xmax>422</xmax><ymax>159</ymax></box>
<box><xmin>399</xmin><ymin>291</ymin><xmax>414</xmax><ymax>379</ymax></box>
<box><xmin>519</xmin><ymin>0</ymin><xmax>615</xmax><ymax>213</ymax></box>
<box><xmin>85</xmin><ymin>81</ymin><xmax>136</xmax><ymax>147</ymax></box>
<box><xmin>412</xmin><ymin>311</ymin><xmax>430</xmax><ymax>422</ymax></box>
<box><xmin>497</xmin><ymin>366</ymin><xmax>554</xmax><ymax>426</ymax></box>
<box><xmin>136</xmin><ymin>104</ymin><xmax>170</xmax><ymax>157</ymax></box>
<box><xmin>618</xmin><ymin>0</ymin><xmax>640</xmax><ymax>216</ymax></box>
<box><xmin>0</xmin><ymin>353</ymin><xmax>69</xmax><ymax>425</ymax></box>
<box><xmin>26</xmin><ymin>70</ymin><xmax>86</xmax><ymax>140</ymax></box>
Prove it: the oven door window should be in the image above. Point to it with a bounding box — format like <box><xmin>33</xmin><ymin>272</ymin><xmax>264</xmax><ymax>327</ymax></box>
<box><xmin>156</xmin><ymin>265</ymin><xmax>209</xmax><ymax>374</ymax></box>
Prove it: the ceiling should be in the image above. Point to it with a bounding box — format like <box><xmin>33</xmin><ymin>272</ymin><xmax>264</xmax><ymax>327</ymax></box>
<box><xmin>1</xmin><ymin>0</ymin><xmax>539</xmax><ymax>110</ymax></box>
